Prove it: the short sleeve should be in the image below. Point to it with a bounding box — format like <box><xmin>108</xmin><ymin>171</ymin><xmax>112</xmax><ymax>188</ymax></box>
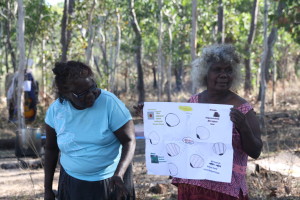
<box><xmin>44</xmin><ymin>102</ymin><xmax>56</xmax><ymax>128</ymax></box>
<box><xmin>236</xmin><ymin>102</ymin><xmax>253</xmax><ymax>115</ymax></box>
<box><xmin>108</xmin><ymin>96</ymin><xmax>132</xmax><ymax>132</ymax></box>
<box><xmin>188</xmin><ymin>94</ymin><xmax>199</xmax><ymax>103</ymax></box>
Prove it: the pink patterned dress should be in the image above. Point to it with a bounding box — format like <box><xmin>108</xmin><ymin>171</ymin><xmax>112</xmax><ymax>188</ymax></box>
<box><xmin>172</xmin><ymin>94</ymin><xmax>252</xmax><ymax>199</ymax></box>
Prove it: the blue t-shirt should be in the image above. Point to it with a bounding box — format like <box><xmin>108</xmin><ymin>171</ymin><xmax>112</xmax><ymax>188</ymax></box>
<box><xmin>45</xmin><ymin>90</ymin><xmax>132</xmax><ymax>181</ymax></box>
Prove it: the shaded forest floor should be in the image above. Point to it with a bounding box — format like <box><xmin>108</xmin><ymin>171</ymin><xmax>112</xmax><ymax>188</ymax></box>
<box><xmin>0</xmin><ymin>79</ymin><xmax>300</xmax><ymax>199</ymax></box>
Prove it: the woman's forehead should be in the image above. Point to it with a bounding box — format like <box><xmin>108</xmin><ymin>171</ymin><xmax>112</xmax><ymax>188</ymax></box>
<box><xmin>69</xmin><ymin>77</ymin><xmax>93</xmax><ymax>89</ymax></box>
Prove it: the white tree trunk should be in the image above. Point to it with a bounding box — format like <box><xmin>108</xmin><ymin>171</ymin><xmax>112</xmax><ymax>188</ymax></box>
<box><xmin>85</xmin><ymin>0</ymin><xmax>96</xmax><ymax>66</ymax></box>
<box><xmin>191</xmin><ymin>0</ymin><xmax>198</xmax><ymax>94</ymax></box>
<box><xmin>109</xmin><ymin>10</ymin><xmax>121</xmax><ymax>93</ymax></box>
<box><xmin>17</xmin><ymin>0</ymin><xmax>25</xmax><ymax>129</ymax></box>
<box><xmin>260</xmin><ymin>0</ymin><xmax>268</xmax><ymax>129</ymax></box>
<box><xmin>167</xmin><ymin>25</ymin><xmax>173</xmax><ymax>102</ymax></box>
<box><xmin>42</xmin><ymin>39</ymin><xmax>47</xmax><ymax>101</ymax></box>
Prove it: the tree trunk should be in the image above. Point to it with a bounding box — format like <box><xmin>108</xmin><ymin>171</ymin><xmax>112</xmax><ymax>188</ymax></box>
<box><xmin>5</xmin><ymin>0</ymin><xmax>16</xmax><ymax>72</ymax></box>
<box><xmin>264</xmin><ymin>0</ymin><xmax>285</xmax><ymax>82</ymax></box>
<box><xmin>175</xmin><ymin>65</ymin><xmax>183</xmax><ymax>92</ymax></box>
<box><xmin>129</xmin><ymin>0</ymin><xmax>145</xmax><ymax>103</ymax></box>
<box><xmin>25</xmin><ymin>1</ymin><xmax>43</xmax><ymax>70</ymax></box>
<box><xmin>217</xmin><ymin>0</ymin><xmax>225</xmax><ymax>44</ymax></box>
<box><xmin>98</xmin><ymin>26</ymin><xmax>109</xmax><ymax>76</ymax></box>
<box><xmin>61</xmin><ymin>0</ymin><xmax>75</xmax><ymax>62</ymax></box>
<box><xmin>109</xmin><ymin>9</ymin><xmax>121</xmax><ymax>93</ymax></box>
<box><xmin>166</xmin><ymin>25</ymin><xmax>173</xmax><ymax>102</ymax></box>
<box><xmin>191</xmin><ymin>0</ymin><xmax>198</xmax><ymax>94</ymax></box>
<box><xmin>42</xmin><ymin>39</ymin><xmax>47</xmax><ymax>102</ymax></box>
<box><xmin>157</xmin><ymin>0</ymin><xmax>163</xmax><ymax>101</ymax></box>
<box><xmin>265</xmin><ymin>28</ymin><xmax>278</xmax><ymax>82</ymax></box>
<box><xmin>244</xmin><ymin>0</ymin><xmax>259</xmax><ymax>95</ymax></box>
<box><xmin>17</xmin><ymin>0</ymin><xmax>26</xmax><ymax>130</ymax></box>
<box><xmin>272</xmin><ymin>60</ymin><xmax>277</xmax><ymax>106</ymax></box>
<box><xmin>259</xmin><ymin>0</ymin><xmax>269</xmax><ymax>130</ymax></box>
<box><xmin>85</xmin><ymin>0</ymin><xmax>96</xmax><ymax>66</ymax></box>
<box><xmin>152</xmin><ymin>66</ymin><xmax>157</xmax><ymax>89</ymax></box>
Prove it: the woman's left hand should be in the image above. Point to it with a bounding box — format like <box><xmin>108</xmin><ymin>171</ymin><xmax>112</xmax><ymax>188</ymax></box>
<box><xmin>230</xmin><ymin>107</ymin><xmax>263</xmax><ymax>159</ymax></box>
<box><xmin>110</xmin><ymin>175</ymin><xmax>128</xmax><ymax>199</ymax></box>
<box><xmin>229</xmin><ymin>108</ymin><xmax>248</xmax><ymax>130</ymax></box>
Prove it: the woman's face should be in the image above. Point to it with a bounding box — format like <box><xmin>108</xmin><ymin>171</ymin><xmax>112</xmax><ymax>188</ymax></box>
<box><xmin>206</xmin><ymin>62</ymin><xmax>233</xmax><ymax>91</ymax></box>
<box><xmin>66</xmin><ymin>77</ymin><xmax>99</xmax><ymax>109</ymax></box>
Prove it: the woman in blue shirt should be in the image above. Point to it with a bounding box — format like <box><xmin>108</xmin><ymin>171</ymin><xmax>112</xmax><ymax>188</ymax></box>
<box><xmin>44</xmin><ymin>61</ymin><xmax>136</xmax><ymax>200</ymax></box>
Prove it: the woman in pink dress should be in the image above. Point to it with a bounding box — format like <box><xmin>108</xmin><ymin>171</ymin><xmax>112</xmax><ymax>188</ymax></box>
<box><xmin>135</xmin><ymin>44</ymin><xmax>262</xmax><ymax>200</ymax></box>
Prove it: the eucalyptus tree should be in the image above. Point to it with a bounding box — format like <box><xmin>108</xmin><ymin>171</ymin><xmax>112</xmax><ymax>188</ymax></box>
<box><xmin>157</xmin><ymin>0</ymin><xmax>164</xmax><ymax>101</ymax></box>
<box><xmin>1</xmin><ymin>0</ymin><xmax>17</xmax><ymax>73</ymax></box>
<box><xmin>17</xmin><ymin>0</ymin><xmax>26</xmax><ymax>130</ymax></box>
<box><xmin>264</xmin><ymin>0</ymin><xmax>286</xmax><ymax>83</ymax></box>
<box><xmin>164</xmin><ymin>3</ymin><xmax>177</xmax><ymax>102</ymax></box>
<box><xmin>61</xmin><ymin>0</ymin><xmax>75</xmax><ymax>62</ymax></box>
<box><xmin>259</xmin><ymin>0</ymin><xmax>268</xmax><ymax>129</ymax></box>
<box><xmin>128</xmin><ymin>0</ymin><xmax>145</xmax><ymax>103</ymax></box>
<box><xmin>217</xmin><ymin>0</ymin><xmax>225</xmax><ymax>43</ymax></box>
<box><xmin>171</xmin><ymin>0</ymin><xmax>192</xmax><ymax>92</ymax></box>
<box><xmin>191</xmin><ymin>0</ymin><xmax>198</xmax><ymax>94</ymax></box>
<box><xmin>244</xmin><ymin>0</ymin><xmax>259</xmax><ymax>95</ymax></box>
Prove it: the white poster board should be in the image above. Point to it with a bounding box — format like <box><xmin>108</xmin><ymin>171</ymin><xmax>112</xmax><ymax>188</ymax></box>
<box><xmin>143</xmin><ymin>102</ymin><xmax>234</xmax><ymax>183</ymax></box>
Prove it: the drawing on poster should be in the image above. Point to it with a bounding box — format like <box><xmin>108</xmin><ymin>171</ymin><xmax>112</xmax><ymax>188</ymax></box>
<box><xmin>213</xmin><ymin>112</ymin><xmax>220</xmax><ymax>117</ymax></box>
<box><xmin>147</xmin><ymin>112</ymin><xmax>155</xmax><ymax>120</ymax></box>
<box><xmin>165</xmin><ymin>113</ymin><xmax>180</xmax><ymax>127</ymax></box>
<box><xmin>166</xmin><ymin>143</ymin><xmax>180</xmax><ymax>157</ymax></box>
<box><xmin>148</xmin><ymin>131</ymin><xmax>160</xmax><ymax>145</ymax></box>
<box><xmin>168</xmin><ymin>163</ymin><xmax>178</xmax><ymax>176</ymax></box>
<box><xmin>144</xmin><ymin>102</ymin><xmax>233</xmax><ymax>182</ymax></box>
<box><xmin>190</xmin><ymin>154</ymin><xmax>205</xmax><ymax>168</ymax></box>
<box><xmin>196</xmin><ymin>126</ymin><xmax>210</xmax><ymax>140</ymax></box>
<box><xmin>150</xmin><ymin>153</ymin><xmax>166</xmax><ymax>163</ymax></box>
<box><xmin>213</xmin><ymin>142</ymin><xmax>227</xmax><ymax>156</ymax></box>
<box><xmin>182</xmin><ymin>137</ymin><xmax>194</xmax><ymax>144</ymax></box>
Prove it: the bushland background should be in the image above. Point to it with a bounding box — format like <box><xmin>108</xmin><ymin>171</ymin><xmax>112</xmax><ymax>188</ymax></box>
<box><xmin>0</xmin><ymin>0</ymin><xmax>299</xmax><ymax>199</ymax></box>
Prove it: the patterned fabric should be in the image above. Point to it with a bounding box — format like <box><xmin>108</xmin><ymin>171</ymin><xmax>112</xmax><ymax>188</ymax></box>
<box><xmin>177</xmin><ymin>183</ymin><xmax>249</xmax><ymax>200</ymax></box>
<box><xmin>172</xmin><ymin>94</ymin><xmax>253</xmax><ymax>198</ymax></box>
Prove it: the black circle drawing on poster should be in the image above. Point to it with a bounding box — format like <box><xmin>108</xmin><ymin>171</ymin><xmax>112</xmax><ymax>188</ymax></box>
<box><xmin>196</xmin><ymin>126</ymin><xmax>210</xmax><ymax>140</ymax></box>
<box><xmin>189</xmin><ymin>154</ymin><xmax>205</xmax><ymax>168</ymax></box>
<box><xmin>165</xmin><ymin>113</ymin><xmax>180</xmax><ymax>127</ymax></box>
<box><xmin>166</xmin><ymin>143</ymin><xmax>180</xmax><ymax>157</ymax></box>
<box><xmin>213</xmin><ymin>142</ymin><xmax>227</xmax><ymax>156</ymax></box>
<box><xmin>148</xmin><ymin>131</ymin><xmax>160</xmax><ymax>145</ymax></box>
<box><xmin>168</xmin><ymin>163</ymin><xmax>178</xmax><ymax>176</ymax></box>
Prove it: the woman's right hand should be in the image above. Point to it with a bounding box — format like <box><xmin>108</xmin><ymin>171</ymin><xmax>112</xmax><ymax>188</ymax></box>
<box><xmin>133</xmin><ymin>103</ymin><xmax>144</xmax><ymax>118</ymax></box>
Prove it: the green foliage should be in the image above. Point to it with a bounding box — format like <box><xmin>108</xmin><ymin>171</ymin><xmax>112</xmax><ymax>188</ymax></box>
<box><xmin>0</xmin><ymin>0</ymin><xmax>299</xmax><ymax>97</ymax></box>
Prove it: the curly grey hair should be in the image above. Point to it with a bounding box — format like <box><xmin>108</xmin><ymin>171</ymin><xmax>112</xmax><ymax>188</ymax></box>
<box><xmin>192</xmin><ymin>44</ymin><xmax>243</xmax><ymax>91</ymax></box>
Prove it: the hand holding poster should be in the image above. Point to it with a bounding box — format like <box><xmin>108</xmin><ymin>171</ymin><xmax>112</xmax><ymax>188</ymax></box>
<box><xmin>143</xmin><ymin>102</ymin><xmax>234</xmax><ymax>183</ymax></box>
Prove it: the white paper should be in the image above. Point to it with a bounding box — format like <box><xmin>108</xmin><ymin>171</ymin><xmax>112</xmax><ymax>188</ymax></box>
<box><xmin>23</xmin><ymin>81</ymin><xmax>32</xmax><ymax>91</ymax></box>
<box><xmin>143</xmin><ymin>102</ymin><xmax>234</xmax><ymax>183</ymax></box>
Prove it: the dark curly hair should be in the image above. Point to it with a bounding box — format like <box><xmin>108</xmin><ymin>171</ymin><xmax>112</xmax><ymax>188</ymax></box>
<box><xmin>52</xmin><ymin>61</ymin><xmax>94</xmax><ymax>103</ymax></box>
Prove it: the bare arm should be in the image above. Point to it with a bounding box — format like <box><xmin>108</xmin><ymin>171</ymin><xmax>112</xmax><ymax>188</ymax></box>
<box><xmin>111</xmin><ymin>120</ymin><xmax>136</xmax><ymax>198</ymax></box>
<box><xmin>230</xmin><ymin>108</ymin><xmax>263</xmax><ymax>159</ymax></box>
<box><xmin>44</xmin><ymin>124</ymin><xmax>59</xmax><ymax>200</ymax></box>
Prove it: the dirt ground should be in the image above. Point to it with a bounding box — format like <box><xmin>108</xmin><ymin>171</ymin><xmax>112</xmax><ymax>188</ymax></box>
<box><xmin>0</xmin><ymin>80</ymin><xmax>300</xmax><ymax>200</ymax></box>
